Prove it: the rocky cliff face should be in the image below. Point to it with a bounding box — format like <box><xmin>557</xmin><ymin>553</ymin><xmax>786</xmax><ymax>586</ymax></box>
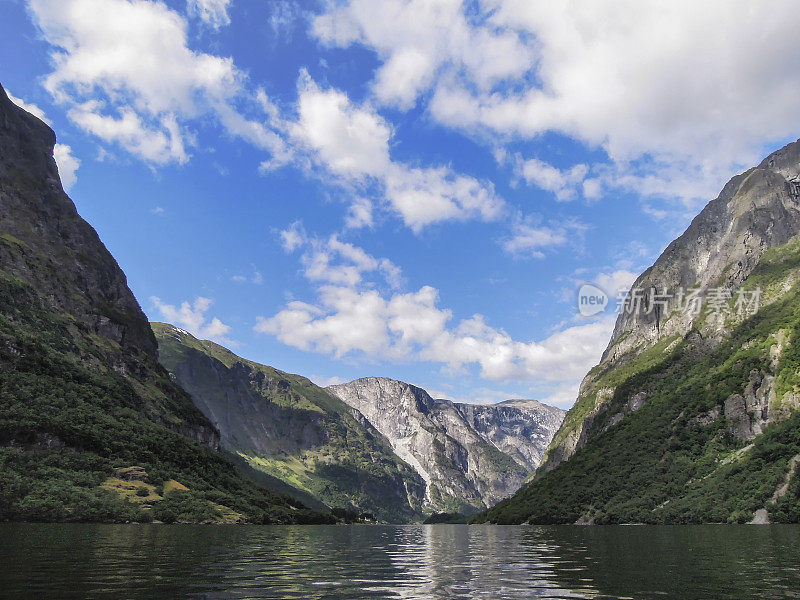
<box><xmin>455</xmin><ymin>400</ymin><xmax>565</xmax><ymax>470</ymax></box>
<box><xmin>0</xmin><ymin>84</ymin><xmax>322</xmax><ymax>524</ymax></box>
<box><xmin>154</xmin><ymin>325</ymin><xmax>427</xmax><ymax>523</ymax></box>
<box><xmin>327</xmin><ymin>378</ymin><xmax>563</xmax><ymax>512</ymax></box>
<box><xmin>544</xmin><ymin>139</ymin><xmax>800</xmax><ymax>472</ymax></box>
<box><xmin>478</xmin><ymin>139</ymin><xmax>800</xmax><ymax>525</ymax></box>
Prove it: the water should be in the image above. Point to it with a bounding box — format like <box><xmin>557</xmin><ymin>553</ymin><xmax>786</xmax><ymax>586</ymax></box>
<box><xmin>1</xmin><ymin>524</ymin><xmax>799</xmax><ymax>599</ymax></box>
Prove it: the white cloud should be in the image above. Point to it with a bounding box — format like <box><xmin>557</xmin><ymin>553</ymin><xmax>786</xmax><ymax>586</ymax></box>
<box><xmin>53</xmin><ymin>143</ymin><xmax>80</xmax><ymax>190</ymax></box>
<box><xmin>29</xmin><ymin>1</ymin><xmax>501</xmax><ymax>232</ymax></box>
<box><xmin>68</xmin><ymin>101</ymin><xmax>187</xmax><ymax>164</ymax></box>
<box><xmin>256</xmin><ymin>282</ymin><xmax>615</xmax><ymax>386</ymax></box>
<box><xmin>30</xmin><ymin>0</ymin><xmax>286</xmax><ymax>166</ymax></box>
<box><xmin>345</xmin><ymin>197</ymin><xmax>374</xmax><ymax>229</ymax></box>
<box><xmin>150</xmin><ymin>206</ymin><xmax>165</xmax><ymax>215</ymax></box>
<box><xmin>313</xmin><ymin>0</ymin><xmax>533</xmax><ymax>110</ymax></box>
<box><xmin>231</xmin><ymin>265</ymin><xmax>263</xmax><ymax>285</ymax></box>
<box><xmin>7</xmin><ymin>91</ymin><xmax>52</xmax><ymax>125</ymax></box>
<box><xmin>260</xmin><ymin>222</ymin><xmax>616</xmax><ymax>402</ymax></box>
<box><xmin>279</xmin><ymin>224</ymin><xmax>403</xmax><ymax>289</ymax></box>
<box><xmin>315</xmin><ymin>0</ymin><xmax>800</xmax><ymax>210</ymax></box>
<box><xmin>309</xmin><ymin>374</ymin><xmax>346</xmax><ymax>387</ymax></box>
<box><xmin>291</xmin><ymin>77</ymin><xmax>390</xmax><ymax>178</ymax></box>
<box><xmin>187</xmin><ymin>0</ymin><xmax>231</xmax><ymax>29</ymax></box>
<box><xmin>503</xmin><ymin>216</ymin><xmax>586</xmax><ymax>259</ymax></box>
<box><xmin>151</xmin><ymin>296</ymin><xmax>233</xmax><ymax>344</ymax></box>
<box><xmin>516</xmin><ymin>157</ymin><xmax>589</xmax><ymax>202</ymax></box>
<box><xmin>280</xmin><ymin>221</ymin><xmax>307</xmax><ymax>252</ymax></box>
<box><xmin>541</xmin><ymin>382</ymin><xmax>581</xmax><ymax>410</ymax></box>
<box><xmin>285</xmin><ymin>75</ymin><xmax>503</xmax><ymax>231</ymax></box>
<box><xmin>268</xmin><ymin>1</ymin><xmax>305</xmax><ymax>41</ymax></box>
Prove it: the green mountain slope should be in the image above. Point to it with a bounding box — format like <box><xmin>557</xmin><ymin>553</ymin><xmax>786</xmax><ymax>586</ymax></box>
<box><xmin>476</xmin><ymin>142</ymin><xmax>800</xmax><ymax>525</ymax></box>
<box><xmin>0</xmin><ymin>84</ymin><xmax>328</xmax><ymax>524</ymax></box>
<box><xmin>153</xmin><ymin>323</ymin><xmax>427</xmax><ymax>522</ymax></box>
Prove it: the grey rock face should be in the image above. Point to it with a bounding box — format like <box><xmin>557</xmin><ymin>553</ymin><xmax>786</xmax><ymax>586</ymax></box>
<box><xmin>607</xmin><ymin>139</ymin><xmax>800</xmax><ymax>363</ymax></box>
<box><xmin>327</xmin><ymin>377</ymin><xmax>564</xmax><ymax>511</ymax></box>
<box><xmin>544</xmin><ymin>138</ymin><xmax>800</xmax><ymax>472</ymax></box>
<box><xmin>454</xmin><ymin>400</ymin><xmax>565</xmax><ymax>469</ymax></box>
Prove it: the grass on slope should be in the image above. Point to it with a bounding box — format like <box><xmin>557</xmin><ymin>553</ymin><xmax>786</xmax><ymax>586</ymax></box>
<box><xmin>0</xmin><ymin>272</ymin><xmax>331</xmax><ymax>524</ymax></box>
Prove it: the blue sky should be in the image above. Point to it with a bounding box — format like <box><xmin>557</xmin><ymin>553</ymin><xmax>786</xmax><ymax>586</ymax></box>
<box><xmin>2</xmin><ymin>0</ymin><xmax>800</xmax><ymax>407</ymax></box>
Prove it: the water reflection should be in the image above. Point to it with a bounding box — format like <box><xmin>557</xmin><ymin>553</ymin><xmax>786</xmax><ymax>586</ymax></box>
<box><xmin>1</xmin><ymin>524</ymin><xmax>799</xmax><ymax>599</ymax></box>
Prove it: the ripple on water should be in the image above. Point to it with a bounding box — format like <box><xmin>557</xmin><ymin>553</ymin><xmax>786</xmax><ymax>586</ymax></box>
<box><xmin>1</xmin><ymin>524</ymin><xmax>800</xmax><ymax>599</ymax></box>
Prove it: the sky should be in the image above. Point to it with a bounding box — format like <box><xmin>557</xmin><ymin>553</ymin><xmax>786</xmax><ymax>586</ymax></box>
<box><xmin>2</xmin><ymin>0</ymin><xmax>800</xmax><ymax>408</ymax></box>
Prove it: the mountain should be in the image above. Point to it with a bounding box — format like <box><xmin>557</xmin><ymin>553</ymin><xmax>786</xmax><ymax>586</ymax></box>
<box><xmin>153</xmin><ymin>324</ymin><xmax>427</xmax><ymax>523</ymax></box>
<box><xmin>327</xmin><ymin>378</ymin><xmax>564</xmax><ymax>513</ymax></box>
<box><xmin>477</xmin><ymin>139</ymin><xmax>800</xmax><ymax>525</ymax></box>
<box><xmin>0</xmin><ymin>84</ymin><xmax>327</xmax><ymax>524</ymax></box>
<box><xmin>454</xmin><ymin>399</ymin><xmax>565</xmax><ymax>470</ymax></box>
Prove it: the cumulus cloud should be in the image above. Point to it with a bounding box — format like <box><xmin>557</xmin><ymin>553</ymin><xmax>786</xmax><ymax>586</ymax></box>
<box><xmin>29</xmin><ymin>0</ymin><xmax>286</xmax><ymax>165</ymax></box>
<box><xmin>259</xmin><ymin>221</ymin><xmax>615</xmax><ymax>391</ymax></box>
<box><xmin>313</xmin><ymin>0</ymin><xmax>532</xmax><ymax>110</ymax></box>
<box><xmin>53</xmin><ymin>143</ymin><xmax>81</xmax><ymax>190</ymax></box>
<box><xmin>151</xmin><ymin>296</ymin><xmax>233</xmax><ymax>344</ymax></box>
<box><xmin>256</xmin><ymin>282</ymin><xmax>616</xmax><ymax>384</ymax></box>
<box><xmin>345</xmin><ymin>196</ymin><xmax>374</xmax><ymax>229</ymax></box>
<box><xmin>231</xmin><ymin>265</ymin><xmax>263</xmax><ymax>285</ymax></box>
<box><xmin>315</xmin><ymin>0</ymin><xmax>800</xmax><ymax>209</ymax></box>
<box><xmin>187</xmin><ymin>0</ymin><xmax>231</xmax><ymax>29</ymax></box>
<box><xmin>282</xmin><ymin>75</ymin><xmax>503</xmax><ymax>231</ymax></box>
<box><xmin>28</xmin><ymin>0</ymin><xmax>502</xmax><ymax>232</ymax></box>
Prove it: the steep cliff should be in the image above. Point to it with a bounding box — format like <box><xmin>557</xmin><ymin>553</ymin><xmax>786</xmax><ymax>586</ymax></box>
<box><xmin>0</xmin><ymin>84</ymin><xmax>325</xmax><ymax>524</ymax></box>
<box><xmin>545</xmin><ymin>139</ymin><xmax>800</xmax><ymax>473</ymax></box>
<box><xmin>154</xmin><ymin>324</ymin><xmax>427</xmax><ymax>522</ymax></box>
<box><xmin>477</xmin><ymin>139</ymin><xmax>800</xmax><ymax>525</ymax></box>
<box><xmin>327</xmin><ymin>378</ymin><xmax>563</xmax><ymax>512</ymax></box>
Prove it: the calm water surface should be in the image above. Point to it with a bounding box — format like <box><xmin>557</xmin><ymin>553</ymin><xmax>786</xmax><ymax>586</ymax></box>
<box><xmin>1</xmin><ymin>523</ymin><xmax>799</xmax><ymax>599</ymax></box>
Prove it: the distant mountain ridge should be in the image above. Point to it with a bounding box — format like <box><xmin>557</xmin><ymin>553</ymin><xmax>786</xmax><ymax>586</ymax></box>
<box><xmin>454</xmin><ymin>399</ymin><xmax>564</xmax><ymax>471</ymax></box>
<box><xmin>154</xmin><ymin>324</ymin><xmax>427</xmax><ymax>523</ymax></box>
<box><xmin>328</xmin><ymin>377</ymin><xmax>564</xmax><ymax>513</ymax></box>
<box><xmin>153</xmin><ymin>328</ymin><xmax>565</xmax><ymax>519</ymax></box>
